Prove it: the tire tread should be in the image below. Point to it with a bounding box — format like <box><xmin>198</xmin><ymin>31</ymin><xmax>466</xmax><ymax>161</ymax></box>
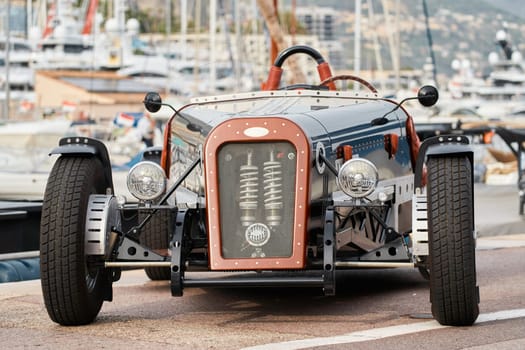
<box><xmin>40</xmin><ymin>157</ymin><xmax>107</xmax><ymax>325</ymax></box>
<box><xmin>140</xmin><ymin>210</ymin><xmax>173</xmax><ymax>280</ymax></box>
<box><xmin>427</xmin><ymin>156</ymin><xmax>479</xmax><ymax>326</ymax></box>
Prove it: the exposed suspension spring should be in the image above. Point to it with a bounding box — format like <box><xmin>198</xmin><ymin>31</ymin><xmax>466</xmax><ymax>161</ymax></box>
<box><xmin>263</xmin><ymin>151</ymin><xmax>283</xmax><ymax>227</ymax></box>
<box><xmin>239</xmin><ymin>151</ymin><xmax>259</xmax><ymax>227</ymax></box>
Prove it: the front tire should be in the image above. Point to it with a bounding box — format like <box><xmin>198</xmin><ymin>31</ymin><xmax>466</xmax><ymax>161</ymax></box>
<box><xmin>40</xmin><ymin>157</ymin><xmax>110</xmax><ymax>325</ymax></box>
<box><xmin>427</xmin><ymin>156</ymin><xmax>479</xmax><ymax>326</ymax></box>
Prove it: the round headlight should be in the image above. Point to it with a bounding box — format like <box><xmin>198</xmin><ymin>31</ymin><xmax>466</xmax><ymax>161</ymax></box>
<box><xmin>337</xmin><ymin>158</ymin><xmax>378</xmax><ymax>198</ymax></box>
<box><xmin>126</xmin><ymin>161</ymin><xmax>166</xmax><ymax>201</ymax></box>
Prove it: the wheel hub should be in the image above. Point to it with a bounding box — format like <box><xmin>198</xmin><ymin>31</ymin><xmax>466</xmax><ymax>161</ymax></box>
<box><xmin>85</xmin><ymin>195</ymin><xmax>121</xmax><ymax>256</ymax></box>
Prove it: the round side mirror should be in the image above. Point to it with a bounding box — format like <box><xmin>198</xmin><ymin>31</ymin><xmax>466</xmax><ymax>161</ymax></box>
<box><xmin>417</xmin><ymin>85</ymin><xmax>439</xmax><ymax>107</ymax></box>
<box><xmin>143</xmin><ymin>92</ymin><xmax>162</xmax><ymax>113</ymax></box>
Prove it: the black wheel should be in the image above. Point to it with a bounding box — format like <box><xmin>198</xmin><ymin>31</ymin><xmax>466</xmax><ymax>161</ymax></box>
<box><xmin>427</xmin><ymin>156</ymin><xmax>479</xmax><ymax>326</ymax></box>
<box><xmin>40</xmin><ymin>156</ymin><xmax>110</xmax><ymax>325</ymax></box>
<box><xmin>140</xmin><ymin>210</ymin><xmax>173</xmax><ymax>280</ymax></box>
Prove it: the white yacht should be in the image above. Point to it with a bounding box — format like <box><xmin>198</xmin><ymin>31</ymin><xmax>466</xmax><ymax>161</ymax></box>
<box><xmin>445</xmin><ymin>26</ymin><xmax>525</xmax><ymax>120</ymax></box>
<box><xmin>0</xmin><ymin>119</ymin><xmax>135</xmax><ymax>201</ymax></box>
<box><xmin>0</xmin><ymin>37</ymin><xmax>34</xmax><ymax>90</ymax></box>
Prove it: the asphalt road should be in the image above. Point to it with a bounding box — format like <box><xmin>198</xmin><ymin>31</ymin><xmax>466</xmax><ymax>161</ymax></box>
<box><xmin>0</xmin><ymin>183</ymin><xmax>523</xmax><ymax>349</ymax></box>
<box><xmin>0</xmin><ymin>236</ymin><xmax>524</xmax><ymax>350</ymax></box>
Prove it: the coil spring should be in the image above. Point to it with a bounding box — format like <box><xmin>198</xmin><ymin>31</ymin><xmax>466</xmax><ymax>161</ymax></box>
<box><xmin>264</xmin><ymin>152</ymin><xmax>283</xmax><ymax>226</ymax></box>
<box><xmin>239</xmin><ymin>152</ymin><xmax>259</xmax><ymax>226</ymax></box>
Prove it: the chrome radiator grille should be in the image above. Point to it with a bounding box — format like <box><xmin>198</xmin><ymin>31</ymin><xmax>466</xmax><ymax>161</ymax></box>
<box><xmin>217</xmin><ymin>142</ymin><xmax>297</xmax><ymax>258</ymax></box>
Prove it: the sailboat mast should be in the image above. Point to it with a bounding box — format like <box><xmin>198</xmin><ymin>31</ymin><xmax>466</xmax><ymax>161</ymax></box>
<box><xmin>218</xmin><ymin>0</ymin><xmax>235</xmax><ymax>73</ymax></box>
<box><xmin>209</xmin><ymin>0</ymin><xmax>217</xmax><ymax>94</ymax></box>
<box><xmin>422</xmin><ymin>0</ymin><xmax>437</xmax><ymax>86</ymax></box>
<box><xmin>26</xmin><ymin>0</ymin><xmax>32</xmax><ymax>37</ymax></box>
<box><xmin>367</xmin><ymin>0</ymin><xmax>384</xmax><ymax>91</ymax></box>
<box><xmin>234</xmin><ymin>0</ymin><xmax>241</xmax><ymax>86</ymax></box>
<box><xmin>354</xmin><ymin>0</ymin><xmax>361</xmax><ymax>91</ymax></box>
<box><xmin>165</xmin><ymin>0</ymin><xmax>171</xmax><ymax>96</ymax></box>
<box><xmin>181</xmin><ymin>0</ymin><xmax>187</xmax><ymax>61</ymax></box>
<box><xmin>381</xmin><ymin>0</ymin><xmax>400</xmax><ymax>92</ymax></box>
<box><xmin>3</xmin><ymin>0</ymin><xmax>11</xmax><ymax>120</ymax></box>
<box><xmin>193</xmin><ymin>0</ymin><xmax>201</xmax><ymax>95</ymax></box>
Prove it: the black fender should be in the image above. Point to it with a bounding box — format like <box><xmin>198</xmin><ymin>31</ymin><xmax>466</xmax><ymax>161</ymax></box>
<box><xmin>50</xmin><ymin>137</ymin><xmax>114</xmax><ymax>191</ymax></box>
<box><xmin>414</xmin><ymin>135</ymin><xmax>473</xmax><ymax>190</ymax></box>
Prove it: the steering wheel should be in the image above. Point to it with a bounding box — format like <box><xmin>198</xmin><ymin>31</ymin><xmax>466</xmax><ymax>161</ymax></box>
<box><xmin>262</xmin><ymin>45</ymin><xmax>336</xmax><ymax>91</ymax></box>
<box><xmin>319</xmin><ymin>74</ymin><xmax>378</xmax><ymax>93</ymax></box>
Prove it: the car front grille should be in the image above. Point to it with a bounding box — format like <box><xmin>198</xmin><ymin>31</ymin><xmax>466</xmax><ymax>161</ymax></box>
<box><xmin>216</xmin><ymin>141</ymin><xmax>297</xmax><ymax>259</ymax></box>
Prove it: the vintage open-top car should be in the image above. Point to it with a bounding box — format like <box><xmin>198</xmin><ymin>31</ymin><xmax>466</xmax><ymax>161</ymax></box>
<box><xmin>40</xmin><ymin>46</ymin><xmax>479</xmax><ymax>326</ymax></box>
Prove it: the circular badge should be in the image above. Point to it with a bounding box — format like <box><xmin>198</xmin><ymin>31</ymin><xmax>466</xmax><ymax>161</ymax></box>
<box><xmin>245</xmin><ymin>223</ymin><xmax>271</xmax><ymax>247</ymax></box>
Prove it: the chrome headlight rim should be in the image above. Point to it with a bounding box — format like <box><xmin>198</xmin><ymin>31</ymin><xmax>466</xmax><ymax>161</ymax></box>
<box><xmin>337</xmin><ymin>158</ymin><xmax>378</xmax><ymax>198</ymax></box>
<box><xmin>126</xmin><ymin>161</ymin><xmax>167</xmax><ymax>201</ymax></box>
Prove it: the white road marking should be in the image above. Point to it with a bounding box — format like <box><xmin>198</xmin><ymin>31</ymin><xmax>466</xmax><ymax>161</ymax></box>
<box><xmin>241</xmin><ymin>308</ymin><xmax>525</xmax><ymax>350</ymax></box>
<box><xmin>476</xmin><ymin>235</ymin><xmax>525</xmax><ymax>250</ymax></box>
